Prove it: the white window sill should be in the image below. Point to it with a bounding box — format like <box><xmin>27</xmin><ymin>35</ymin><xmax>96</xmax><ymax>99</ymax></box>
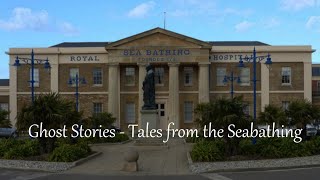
<box><xmin>281</xmin><ymin>83</ymin><xmax>292</xmax><ymax>86</ymax></box>
<box><xmin>93</xmin><ymin>84</ymin><xmax>103</xmax><ymax>87</ymax></box>
<box><xmin>125</xmin><ymin>84</ymin><xmax>135</xmax><ymax>87</ymax></box>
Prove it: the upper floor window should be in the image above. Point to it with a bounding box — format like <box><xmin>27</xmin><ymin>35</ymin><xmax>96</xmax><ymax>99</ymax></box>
<box><xmin>216</xmin><ymin>67</ymin><xmax>226</xmax><ymax>86</ymax></box>
<box><xmin>312</xmin><ymin>67</ymin><xmax>320</xmax><ymax>76</ymax></box>
<box><xmin>125</xmin><ymin>103</ymin><xmax>135</xmax><ymax>124</ymax></box>
<box><xmin>281</xmin><ymin>67</ymin><xmax>291</xmax><ymax>85</ymax></box>
<box><xmin>125</xmin><ymin>67</ymin><xmax>135</xmax><ymax>86</ymax></box>
<box><xmin>184</xmin><ymin>67</ymin><xmax>193</xmax><ymax>86</ymax></box>
<box><xmin>69</xmin><ymin>68</ymin><xmax>79</xmax><ymax>87</ymax></box>
<box><xmin>240</xmin><ymin>67</ymin><xmax>250</xmax><ymax>86</ymax></box>
<box><xmin>29</xmin><ymin>68</ymin><xmax>39</xmax><ymax>87</ymax></box>
<box><xmin>155</xmin><ymin>67</ymin><xmax>164</xmax><ymax>85</ymax></box>
<box><xmin>93</xmin><ymin>68</ymin><xmax>103</xmax><ymax>85</ymax></box>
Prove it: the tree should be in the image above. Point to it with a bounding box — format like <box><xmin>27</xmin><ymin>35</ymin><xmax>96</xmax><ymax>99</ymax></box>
<box><xmin>0</xmin><ymin>109</ymin><xmax>11</xmax><ymax>128</ymax></box>
<box><xmin>259</xmin><ymin>104</ymin><xmax>287</xmax><ymax>127</ymax></box>
<box><xmin>16</xmin><ymin>93</ymin><xmax>82</xmax><ymax>153</ymax></box>
<box><xmin>287</xmin><ymin>99</ymin><xmax>320</xmax><ymax>140</ymax></box>
<box><xmin>195</xmin><ymin>96</ymin><xmax>251</xmax><ymax>156</ymax></box>
<box><xmin>86</xmin><ymin>112</ymin><xmax>116</xmax><ymax>129</ymax></box>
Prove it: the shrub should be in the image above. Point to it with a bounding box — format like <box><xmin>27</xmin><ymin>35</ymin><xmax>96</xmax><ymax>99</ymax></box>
<box><xmin>191</xmin><ymin>140</ymin><xmax>225</xmax><ymax>162</ymax></box>
<box><xmin>239</xmin><ymin>138</ymin><xmax>257</xmax><ymax>156</ymax></box>
<box><xmin>48</xmin><ymin>143</ymin><xmax>90</xmax><ymax>162</ymax></box>
<box><xmin>2</xmin><ymin>139</ymin><xmax>40</xmax><ymax>159</ymax></box>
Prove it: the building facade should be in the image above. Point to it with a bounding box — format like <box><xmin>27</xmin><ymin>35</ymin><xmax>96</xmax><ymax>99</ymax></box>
<box><xmin>6</xmin><ymin>28</ymin><xmax>314</xmax><ymax>130</ymax></box>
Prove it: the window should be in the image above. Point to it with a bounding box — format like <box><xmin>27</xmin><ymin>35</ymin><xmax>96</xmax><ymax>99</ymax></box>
<box><xmin>281</xmin><ymin>67</ymin><xmax>291</xmax><ymax>85</ymax></box>
<box><xmin>282</xmin><ymin>101</ymin><xmax>290</xmax><ymax>111</ymax></box>
<box><xmin>243</xmin><ymin>103</ymin><xmax>250</xmax><ymax>115</ymax></box>
<box><xmin>29</xmin><ymin>68</ymin><xmax>39</xmax><ymax>87</ymax></box>
<box><xmin>93</xmin><ymin>68</ymin><xmax>103</xmax><ymax>85</ymax></box>
<box><xmin>184</xmin><ymin>101</ymin><xmax>193</xmax><ymax>123</ymax></box>
<box><xmin>69</xmin><ymin>68</ymin><xmax>79</xmax><ymax>87</ymax></box>
<box><xmin>155</xmin><ymin>67</ymin><xmax>164</xmax><ymax>85</ymax></box>
<box><xmin>216</xmin><ymin>67</ymin><xmax>226</xmax><ymax>86</ymax></box>
<box><xmin>0</xmin><ymin>103</ymin><xmax>9</xmax><ymax>111</ymax></box>
<box><xmin>184</xmin><ymin>67</ymin><xmax>193</xmax><ymax>86</ymax></box>
<box><xmin>125</xmin><ymin>103</ymin><xmax>135</xmax><ymax>123</ymax></box>
<box><xmin>125</xmin><ymin>67</ymin><xmax>135</xmax><ymax>86</ymax></box>
<box><xmin>93</xmin><ymin>103</ymin><xmax>103</xmax><ymax>115</ymax></box>
<box><xmin>312</xmin><ymin>67</ymin><xmax>320</xmax><ymax>76</ymax></box>
<box><xmin>240</xmin><ymin>67</ymin><xmax>250</xmax><ymax>86</ymax></box>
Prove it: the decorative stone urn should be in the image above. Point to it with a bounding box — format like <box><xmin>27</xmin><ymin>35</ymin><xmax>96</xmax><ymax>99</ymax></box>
<box><xmin>123</xmin><ymin>148</ymin><xmax>139</xmax><ymax>172</ymax></box>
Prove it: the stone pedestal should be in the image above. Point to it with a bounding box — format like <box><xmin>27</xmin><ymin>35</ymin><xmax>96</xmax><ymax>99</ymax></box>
<box><xmin>140</xmin><ymin>109</ymin><xmax>159</xmax><ymax>130</ymax></box>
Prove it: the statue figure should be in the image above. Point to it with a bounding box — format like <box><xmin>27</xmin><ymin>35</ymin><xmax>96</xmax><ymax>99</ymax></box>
<box><xmin>142</xmin><ymin>64</ymin><xmax>156</xmax><ymax>110</ymax></box>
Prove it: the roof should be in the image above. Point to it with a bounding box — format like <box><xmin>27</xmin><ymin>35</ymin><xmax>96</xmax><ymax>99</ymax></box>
<box><xmin>207</xmin><ymin>41</ymin><xmax>270</xmax><ymax>46</ymax></box>
<box><xmin>50</xmin><ymin>41</ymin><xmax>269</xmax><ymax>48</ymax></box>
<box><xmin>50</xmin><ymin>42</ymin><xmax>109</xmax><ymax>48</ymax></box>
<box><xmin>0</xmin><ymin>79</ymin><xmax>9</xmax><ymax>86</ymax></box>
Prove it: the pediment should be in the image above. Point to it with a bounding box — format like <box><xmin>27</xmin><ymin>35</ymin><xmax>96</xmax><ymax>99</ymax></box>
<box><xmin>105</xmin><ymin>27</ymin><xmax>212</xmax><ymax>49</ymax></box>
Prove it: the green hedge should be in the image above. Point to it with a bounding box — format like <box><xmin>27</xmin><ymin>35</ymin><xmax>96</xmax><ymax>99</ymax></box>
<box><xmin>48</xmin><ymin>142</ymin><xmax>91</xmax><ymax>162</ymax></box>
<box><xmin>191</xmin><ymin>137</ymin><xmax>320</xmax><ymax>162</ymax></box>
<box><xmin>0</xmin><ymin>139</ymin><xmax>40</xmax><ymax>159</ymax></box>
<box><xmin>190</xmin><ymin>139</ymin><xmax>225</xmax><ymax>162</ymax></box>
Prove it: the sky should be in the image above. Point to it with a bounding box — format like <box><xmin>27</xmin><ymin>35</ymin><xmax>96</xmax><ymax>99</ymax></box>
<box><xmin>0</xmin><ymin>0</ymin><xmax>320</xmax><ymax>79</ymax></box>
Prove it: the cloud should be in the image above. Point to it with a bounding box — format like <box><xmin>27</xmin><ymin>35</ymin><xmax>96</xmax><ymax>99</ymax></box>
<box><xmin>128</xmin><ymin>1</ymin><xmax>155</xmax><ymax>18</ymax></box>
<box><xmin>306</xmin><ymin>16</ymin><xmax>320</xmax><ymax>31</ymax></box>
<box><xmin>58</xmin><ymin>22</ymin><xmax>79</xmax><ymax>36</ymax></box>
<box><xmin>280</xmin><ymin>0</ymin><xmax>318</xmax><ymax>11</ymax></box>
<box><xmin>0</xmin><ymin>7</ymin><xmax>79</xmax><ymax>36</ymax></box>
<box><xmin>263</xmin><ymin>18</ymin><xmax>281</xmax><ymax>29</ymax></box>
<box><xmin>235</xmin><ymin>21</ymin><xmax>254</xmax><ymax>32</ymax></box>
<box><xmin>0</xmin><ymin>7</ymin><xmax>49</xmax><ymax>31</ymax></box>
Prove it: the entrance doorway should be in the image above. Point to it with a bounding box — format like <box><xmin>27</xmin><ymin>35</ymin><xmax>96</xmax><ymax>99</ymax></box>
<box><xmin>156</xmin><ymin>99</ymin><xmax>168</xmax><ymax>130</ymax></box>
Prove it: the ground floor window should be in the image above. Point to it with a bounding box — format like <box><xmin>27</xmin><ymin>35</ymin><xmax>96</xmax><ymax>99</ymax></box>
<box><xmin>0</xmin><ymin>103</ymin><xmax>8</xmax><ymax>111</ymax></box>
<box><xmin>93</xmin><ymin>103</ymin><xmax>103</xmax><ymax>115</ymax></box>
<box><xmin>282</xmin><ymin>101</ymin><xmax>290</xmax><ymax>111</ymax></box>
<box><xmin>125</xmin><ymin>103</ymin><xmax>135</xmax><ymax>123</ymax></box>
<box><xmin>184</xmin><ymin>101</ymin><xmax>193</xmax><ymax>123</ymax></box>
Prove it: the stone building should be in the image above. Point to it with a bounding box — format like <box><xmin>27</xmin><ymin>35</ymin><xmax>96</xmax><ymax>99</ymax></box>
<box><xmin>5</xmin><ymin>28</ymin><xmax>314</xmax><ymax>130</ymax></box>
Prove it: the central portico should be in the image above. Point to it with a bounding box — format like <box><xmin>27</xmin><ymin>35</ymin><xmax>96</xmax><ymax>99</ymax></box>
<box><xmin>105</xmin><ymin>27</ymin><xmax>212</xmax><ymax>130</ymax></box>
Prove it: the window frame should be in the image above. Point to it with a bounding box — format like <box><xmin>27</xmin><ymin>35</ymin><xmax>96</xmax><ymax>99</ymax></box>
<box><xmin>125</xmin><ymin>67</ymin><xmax>135</xmax><ymax>86</ymax></box>
<box><xmin>239</xmin><ymin>67</ymin><xmax>250</xmax><ymax>86</ymax></box>
<box><xmin>281</xmin><ymin>67</ymin><xmax>291</xmax><ymax>85</ymax></box>
<box><xmin>125</xmin><ymin>102</ymin><xmax>136</xmax><ymax>124</ymax></box>
<box><xmin>93</xmin><ymin>103</ymin><xmax>103</xmax><ymax>115</ymax></box>
<box><xmin>184</xmin><ymin>101</ymin><xmax>193</xmax><ymax>123</ymax></box>
<box><xmin>154</xmin><ymin>67</ymin><xmax>165</xmax><ymax>86</ymax></box>
<box><xmin>29</xmin><ymin>68</ymin><xmax>39</xmax><ymax>87</ymax></box>
<box><xmin>216</xmin><ymin>67</ymin><xmax>226</xmax><ymax>86</ymax></box>
<box><xmin>69</xmin><ymin>68</ymin><xmax>79</xmax><ymax>87</ymax></box>
<box><xmin>184</xmin><ymin>67</ymin><xmax>193</xmax><ymax>86</ymax></box>
<box><xmin>93</xmin><ymin>67</ymin><xmax>103</xmax><ymax>86</ymax></box>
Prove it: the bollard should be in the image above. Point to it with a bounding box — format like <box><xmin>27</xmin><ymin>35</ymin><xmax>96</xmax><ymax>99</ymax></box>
<box><xmin>123</xmin><ymin>148</ymin><xmax>139</xmax><ymax>172</ymax></box>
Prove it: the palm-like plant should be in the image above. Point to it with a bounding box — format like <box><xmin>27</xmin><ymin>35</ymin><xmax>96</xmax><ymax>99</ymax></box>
<box><xmin>287</xmin><ymin>99</ymin><xmax>320</xmax><ymax>140</ymax></box>
<box><xmin>259</xmin><ymin>104</ymin><xmax>287</xmax><ymax>128</ymax></box>
<box><xmin>195</xmin><ymin>96</ymin><xmax>251</xmax><ymax>156</ymax></box>
<box><xmin>16</xmin><ymin>93</ymin><xmax>81</xmax><ymax>153</ymax></box>
<box><xmin>0</xmin><ymin>109</ymin><xmax>11</xmax><ymax>128</ymax></box>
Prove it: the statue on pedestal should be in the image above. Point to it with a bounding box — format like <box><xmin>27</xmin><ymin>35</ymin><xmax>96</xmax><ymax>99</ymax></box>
<box><xmin>142</xmin><ymin>64</ymin><xmax>156</xmax><ymax>110</ymax></box>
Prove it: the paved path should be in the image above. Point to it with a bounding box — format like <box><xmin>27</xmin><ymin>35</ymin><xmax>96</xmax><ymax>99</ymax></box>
<box><xmin>65</xmin><ymin>138</ymin><xmax>192</xmax><ymax>175</ymax></box>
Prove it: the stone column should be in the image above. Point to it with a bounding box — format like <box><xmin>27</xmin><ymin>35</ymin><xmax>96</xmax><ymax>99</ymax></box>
<box><xmin>138</xmin><ymin>63</ymin><xmax>147</xmax><ymax>128</ymax></box>
<box><xmin>198</xmin><ymin>62</ymin><xmax>210</xmax><ymax>103</ymax></box>
<box><xmin>9</xmin><ymin>56</ymin><xmax>17</xmax><ymax>127</ymax></box>
<box><xmin>168</xmin><ymin>63</ymin><xmax>180</xmax><ymax>129</ymax></box>
<box><xmin>50</xmin><ymin>63</ymin><xmax>59</xmax><ymax>92</ymax></box>
<box><xmin>260</xmin><ymin>63</ymin><xmax>270</xmax><ymax>111</ymax></box>
<box><xmin>304</xmin><ymin>62</ymin><xmax>312</xmax><ymax>102</ymax></box>
<box><xmin>108</xmin><ymin>63</ymin><xmax>120</xmax><ymax>127</ymax></box>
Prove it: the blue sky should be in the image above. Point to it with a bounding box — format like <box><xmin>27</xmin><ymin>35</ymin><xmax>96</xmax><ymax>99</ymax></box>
<box><xmin>0</xmin><ymin>0</ymin><xmax>320</xmax><ymax>78</ymax></box>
